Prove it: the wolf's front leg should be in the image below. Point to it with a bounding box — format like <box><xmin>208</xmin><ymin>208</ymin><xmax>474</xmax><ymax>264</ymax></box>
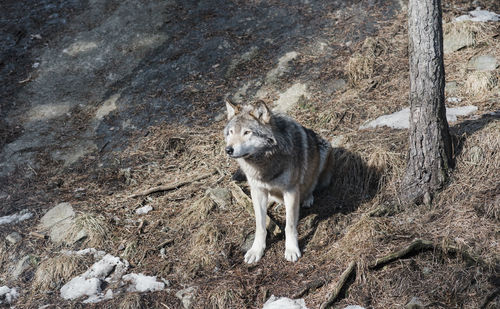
<box><xmin>245</xmin><ymin>186</ymin><xmax>268</xmax><ymax>264</ymax></box>
<box><xmin>283</xmin><ymin>187</ymin><xmax>301</xmax><ymax>262</ymax></box>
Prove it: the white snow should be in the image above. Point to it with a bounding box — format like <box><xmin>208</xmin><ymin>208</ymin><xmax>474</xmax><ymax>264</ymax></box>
<box><xmin>59</xmin><ymin>253</ymin><xmax>165</xmax><ymax>304</ymax></box>
<box><xmin>344</xmin><ymin>306</ymin><xmax>366</xmax><ymax>309</ymax></box>
<box><xmin>121</xmin><ymin>273</ymin><xmax>165</xmax><ymax>292</ymax></box>
<box><xmin>455</xmin><ymin>8</ymin><xmax>500</xmax><ymax>22</ymax></box>
<box><xmin>360</xmin><ymin>106</ymin><xmax>478</xmax><ymax>130</ymax></box>
<box><xmin>0</xmin><ymin>286</ymin><xmax>19</xmax><ymax>304</ymax></box>
<box><xmin>263</xmin><ymin>295</ymin><xmax>308</xmax><ymax>309</ymax></box>
<box><xmin>0</xmin><ymin>210</ymin><xmax>33</xmax><ymax>225</ymax></box>
<box><xmin>135</xmin><ymin>205</ymin><xmax>153</xmax><ymax>215</ymax></box>
<box><xmin>60</xmin><ymin>254</ymin><xmax>128</xmax><ymax>301</ymax></box>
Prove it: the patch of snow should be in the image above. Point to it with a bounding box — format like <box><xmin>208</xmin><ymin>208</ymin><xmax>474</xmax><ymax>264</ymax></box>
<box><xmin>446</xmin><ymin>97</ymin><xmax>462</xmax><ymax>103</ymax></box>
<box><xmin>455</xmin><ymin>7</ymin><xmax>500</xmax><ymax>22</ymax></box>
<box><xmin>60</xmin><ymin>254</ymin><xmax>128</xmax><ymax>301</ymax></box>
<box><xmin>121</xmin><ymin>273</ymin><xmax>165</xmax><ymax>292</ymax></box>
<box><xmin>0</xmin><ymin>286</ymin><xmax>19</xmax><ymax>304</ymax></box>
<box><xmin>344</xmin><ymin>306</ymin><xmax>366</xmax><ymax>309</ymax></box>
<box><xmin>82</xmin><ymin>289</ymin><xmax>114</xmax><ymax>304</ymax></box>
<box><xmin>446</xmin><ymin>106</ymin><xmax>478</xmax><ymax>122</ymax></box>
<box><xmin>360</xmin><ymin>106</ymin><xmax>478</xmax><ymax>130</ymax></box>
<box><xmin>263</xmin><ymin>295</ymin><xmax>308</xmax><ymax>309</ymax></box>
<box><xmin>0</xmin><ymin>210</ymin><xmax>33</xmax><ymax>225</ymax></box>
<box><xmin>135</xmin><ymin>205</ymin><xmax>153</xmax><ymax>215</ymax></box>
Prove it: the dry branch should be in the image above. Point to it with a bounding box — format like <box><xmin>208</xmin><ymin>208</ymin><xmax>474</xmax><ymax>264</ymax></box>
<box><xmin>320</xmin><ymin>260</ymin><xmax>357</xmax><ymax>309</ymax></box>
<box><xmin>128</xmin><ymin>170</ymin><xmax>216</xmax><ymax>198</ymax></box>
<box><xmin>229</xmin><ymin>181</ymin><xmax>282</xmax><ymax>236</ymax></box>
<box><xmin>293</xmin><ymin>279</ymin><xmax>327</xmax><ymax>299</ymax></box>
<box><xmin>369</xmin><ymin>239</ymin><xmax>434</xmax><ymax>269</ymax></box>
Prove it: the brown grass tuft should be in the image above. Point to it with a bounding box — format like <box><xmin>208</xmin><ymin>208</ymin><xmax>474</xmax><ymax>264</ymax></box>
<box><xmin>66</xmin><ymin>213</ymin><xmax>111</xmax><ymax>248</ymax></box>
<box><xmin>119</xmin><ymin>293</ymin><xmax>143</xmax><ymax>309</ymax></box>
<box><xmin>188</xmin><ymin>221</ymin><xmax>224</xmax><ymax>272</ymax></box>
<box><xmin>209</xmin><ymin>288</ymin><xmax>244</xmax><ymax>309</ymax></box>
<box><xmin>32</xmin><ymin>254</ymin><xmax>88</xmax><ymax>291</ymax></box>
<box><xmin>464</xmin><ymin>71</ymin><xmax>498</xmax><ymax>96</ymax></box>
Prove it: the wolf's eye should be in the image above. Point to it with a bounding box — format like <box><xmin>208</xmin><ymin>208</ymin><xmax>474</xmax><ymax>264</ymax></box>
<box><xmin>243</xmin><ymin>130</ymin><xmax>251</xmax><ymax>136</ymax></box>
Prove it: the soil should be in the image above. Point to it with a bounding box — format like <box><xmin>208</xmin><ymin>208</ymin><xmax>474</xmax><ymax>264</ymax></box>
<box><xmin>0</xmin><ymin>0</ymin><xmax>499</xmax><ymax>308</ymax></box>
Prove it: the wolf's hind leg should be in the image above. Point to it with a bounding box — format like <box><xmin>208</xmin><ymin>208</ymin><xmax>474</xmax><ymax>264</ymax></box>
<box><xmin>245</xmin><ymin>186</ymin><xmax>268</xmax><ymax>264</ymax></box>
<box><xmin>302</xmin><ymin>194</ymin><xmax>314</xmax><ymax>208</ymax></box>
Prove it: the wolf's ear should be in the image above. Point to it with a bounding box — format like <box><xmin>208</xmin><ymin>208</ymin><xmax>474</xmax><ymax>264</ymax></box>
<box><xmin>225</xmin><ymin>98</ymin><xmax>239</xmax><ymax>119</ymax></box>
<box><xmin>251</xmin><ymin>101</ymin><xmax>271</xmax><ymax>123</ymax></box>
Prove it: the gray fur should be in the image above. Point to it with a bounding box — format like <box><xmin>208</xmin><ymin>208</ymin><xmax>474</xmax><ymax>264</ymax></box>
<box><xmin>224</xmin><ymin>101</ymin><xmax>334</xmax><ymax>263</ymax></box>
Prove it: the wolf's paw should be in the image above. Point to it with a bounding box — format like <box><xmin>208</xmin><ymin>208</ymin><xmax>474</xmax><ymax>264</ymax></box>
<box><xmin>284</xmin><ymin>246</ymin><xmax>301</xmax><ymax>262</ymax></box>
<box><xmin>245</xmin><ymin>246</ymin><xmax>265</xmax><ymax>264</ymax></box>
<box><xmin>302</xmin><ymin>195</ymin><xmax>314</xmax><ymax>208</ymax></box>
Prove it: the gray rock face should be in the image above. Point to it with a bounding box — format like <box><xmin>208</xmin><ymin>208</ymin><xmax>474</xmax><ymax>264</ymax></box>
<box><xmin>175</xmin><ymin>286</ymin><xmax>197</xmax><ymax>309</ymax></box>
<box><xmin>467</xmin><ymin>55</ymin><xmax>498</xmax><ymax>71</ymax></box>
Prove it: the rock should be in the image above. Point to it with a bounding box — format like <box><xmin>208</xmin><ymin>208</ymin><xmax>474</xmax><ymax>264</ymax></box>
<box><xmin>175</xmin><ymin>286</ymin><xmax>197</xmax><ymax>309</ymax></box>
<box><xmin>406</xmin><ymin>297</ymin><xmax>425</xmax><ymax>309</ymax></box>
<box><xmin>467</xmin><ymin>55</ymin><xmax>498</xmax><ymax>72</ymax></box>
<box><xmin>274</xmin><ymin>83</ymin><xmax>310</xmax><ymax>113</ymax></box>
<box><xmin>263</xmin><ymin>295</ymin><xmax>308</xmax><ymax>309</ymax></box>
<box><xmin>206</xmin><ymin>188</ymin><xmax>232</xmax><ymax>209</ymax></box>
<box><xmin>469</xmin><ymin>146</ymin><xmax>484</xmax><ymax>164</ymax></box>
<box><xmin>327</xmin><ymin>79</ymin><xmax>347</xmax><ymax>94</ymax></box>
<box><xmin>38</xmin><ymin>203</ymin><xmax>87</xmax><ymax>244</ymax></box>
<box><xmin>443</xmin><ymin>30</ymin><xmax>474</xmax><ymax>54</ymax></box>
<box><xmin>39</xmin><ymin>202</ymin><xmax>74</xmax><ymax>228</ymax></box>
<box><xmin>12</xmin><ymin>255</ymin><xmax>31</xmax><ymax>279</ymax></box>
<box><xmin>445</xmin><ymin>81</ymin><xmax>458</xmax><ymax>95</ymax></box>
<box><xmin>6</xmin><ymin>232</ymin><xmax>22</xmax><ymax>244</ymax></box>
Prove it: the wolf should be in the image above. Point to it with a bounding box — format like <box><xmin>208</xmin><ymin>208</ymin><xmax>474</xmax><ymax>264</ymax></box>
<box><xmin>224</xmin><ymin>100</ymin><xmax>334</xmax><ymax>263</ymax></box>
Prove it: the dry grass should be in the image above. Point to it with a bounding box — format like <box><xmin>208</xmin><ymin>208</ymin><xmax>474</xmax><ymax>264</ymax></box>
<box><xmin>66</xmin><ymin>212</ymin><xmax>111</xmax><ymax>248</ymax></box>
<box><xmin>32</xmin><ymin>254</ymin><xmax>88</xmax><ymax>291</ymax></box>
<box><xmin>208</xmin><ymin>288</ymin><xmax>244</xmax><ymax>309</ymax></box>
<box><xmin>188</xmin><ymin>221</ymin><xmax>225</xmax><ymax>272</ymax></box>
<box><xmin>119</xmin><ymin>293</ymin><xmax>143</xmax><ymax>309</ymax></box>
<box><xmin>464</xmin><ymin>71</ymin><xmax>498</xmax><ymax>96</ymax></box>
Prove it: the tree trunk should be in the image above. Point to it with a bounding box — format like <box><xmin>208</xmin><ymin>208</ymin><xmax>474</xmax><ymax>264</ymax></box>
<box><xmin>400</xmin><ymin>0</ymin><xmax>452</xmax><ymax>205</ymax></box>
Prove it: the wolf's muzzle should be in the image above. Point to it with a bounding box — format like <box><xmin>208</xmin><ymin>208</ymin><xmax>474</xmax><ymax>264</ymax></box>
<box><xmin>225</xmin><ymin>146</ymin><xmax>234</xmax><ymax>156</ymax></box>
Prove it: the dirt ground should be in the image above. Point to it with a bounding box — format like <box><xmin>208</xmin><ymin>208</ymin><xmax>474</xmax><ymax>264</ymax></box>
<box><xmin>1</xmin><ymin>0</ymin><xmax>499</xmax><ymax>308</ymax></box>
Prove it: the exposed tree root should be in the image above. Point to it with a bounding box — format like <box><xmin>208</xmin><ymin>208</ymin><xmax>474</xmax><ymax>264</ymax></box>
<box><xmin>128</xmin><ymin>170</ymin><xmax>216</xmax><ymax>198</ymax></box>
<box><xmin>320</xmin><ymin>260</ymin><xmax>357</xmax><ymax>309</ymax></box>
<box><xmin>293</xmin><ymin>278</ymin><xmax>328</xmax><ymax>299</ymax></box>
<box><xmin>368</xmin><ymin>238</ymin><xmax>489</xmax><ymax>270</ymax></box>
<box><xmin>369</xmin><ymin>239</ymin><xmax>434</xmax><ymax>269</ymax></box>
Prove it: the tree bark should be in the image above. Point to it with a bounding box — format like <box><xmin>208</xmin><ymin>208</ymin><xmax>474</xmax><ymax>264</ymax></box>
<box><xmin>400</xmin><ymin>0</ymin><xmax>452</xmax><ymax>205</ymax></box>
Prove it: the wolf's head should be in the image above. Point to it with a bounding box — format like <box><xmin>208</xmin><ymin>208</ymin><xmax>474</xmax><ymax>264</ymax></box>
<box><xmin>223</xmin><ymin>100</ymin><xmax>276</xmax><ymax>159</ymax></box>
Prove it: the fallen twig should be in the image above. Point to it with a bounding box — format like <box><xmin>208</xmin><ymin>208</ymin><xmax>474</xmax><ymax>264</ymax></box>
<box><xmin>368</xmin><ymin>239</ymin><xmax>434</xmax><ymax>270</ymax></box>
<box><xmin>293</xmin><ymin>278</ymin><xmax>327</xmax><ymax>299</ymax></box>
<box><xmin>128</xmin><ymin>170</ymin><xmax>216</xmax><ymax>198</ymax></box>
<box><xmin>320</xmin><ymin>260</ymin><xmax>356</xmax><ymax>309</ymax></box>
